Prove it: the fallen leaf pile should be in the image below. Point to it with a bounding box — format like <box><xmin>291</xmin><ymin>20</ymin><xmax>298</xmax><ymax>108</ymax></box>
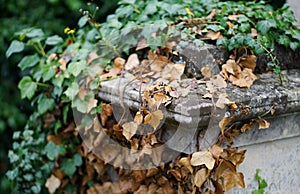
<box><xmin>43</xmin><ymin>16</ymin><xmax>275</xmax><ymax>192</ymax></box>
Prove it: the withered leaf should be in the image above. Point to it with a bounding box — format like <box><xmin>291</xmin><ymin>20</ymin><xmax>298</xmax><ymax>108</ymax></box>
<box><xmin>87</xmin><ymin>98</ymin><xmax>98</xmax><ymax>113</ymax></box>
<box><xmin>146</xmin><ymin>110</ymin><xmax>164</xmax><ymax>130</ymax></box>
<box><xmin>257</xmin><ymin>118</ymin><xmax>270</xmax><ymax>129</ymax></box>
<box><xmin>230</xmin><ymin>68</ymin><xmax>258</xmax><ymax>88</ymax></box>
<box><xmin>178</xmin><ymin>157</ymin><xmax>193</xmax><ymax>173</ymax></box>
<box><xmin>209</xmin><ymin>144</ymin><xmax>223</xmax><ymax>160</ymax></box>
<box><xmin>162</xmin><ymin>63</ymin><xmax>185</xmax><ymax>81</ymax></box>
<box><xmin>238</xmin><ymin>55</ymin><xmax>257</xmax><ymax>72</ymax></box>
<box><xmin>191</xmin><ymin>150</ymin><xmax>215</xmax><ymax>170</ymax></box>
<box><xmin>122</xmin><ymin>122</ymin><xmax>139</xmax><ymax>141</ymax></box>
<box><xmin>240</xmin><ymin>122</ymin><xmax>254</xmax><ymax>133</ymax></box>
<box><xmin>114</xmin><ymin>57</ymin><xmax>126</xmax><ymax>68</ymax></box>
<box><xmin>219</xmin><ymin>116</ymin><xmax>235</xmax><ymax>135</ymax></box>
<box><xmin>45</xmin><ymin>174</ymin><xmax>61</xmax><ymax>194</ymax></box>
<box><xmin>125</xmin><ymin>53</ymin><xmax>140</xmax><ymax>70</ymax></box>
<box><xmin>100</xmin><ymin>103</ymin><xmax>113</xmax><ymax>126</ymax></box>
<box><xmin>134</xmin><ymin>112</ymin><xmax>143</xmax><ymax>125</ymax></box>
<box><xmin>201</xmin><ymin>65</ymin><xmax>211</xmax><ymax>78</ymax></box>
<box><xmin>215</xmin><ymin>160</ymin><xmax>245</xmax><ymax>192</ymax></box>
<box><xmin>228</xmin><ymin>14</ymin><xmax>242</xmax><ymax>21</ymax></box>
<box><xmin>194</xmin><ymin>168</ymin><xmax>209</xmax><ymax>188</ymax></box>
<box><xmin>216</xmin><ymin>93</ymin><xmax>232</xmax><ymax>109</ymax></box>
<box><xmin>206</xmin><ymin>31</ymin><xmax>222</xmax><ymax>40</ymax></box>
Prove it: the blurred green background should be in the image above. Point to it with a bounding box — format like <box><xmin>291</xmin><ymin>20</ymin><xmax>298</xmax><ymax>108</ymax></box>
<box><xmin>0</xmin><ymin>0</ymin><xmax>118</xmax><ymax>192</ymax></box>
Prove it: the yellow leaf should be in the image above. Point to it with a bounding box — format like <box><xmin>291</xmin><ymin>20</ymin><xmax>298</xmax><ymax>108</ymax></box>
<box><xmin>134</xmin><ymin>112</ymin><xmax>144</xmax><ymax>125</ymax></box>
<box><xmin>191</xmin><ymin>150</ymin><xmax>215</xmax><ymax>170</ymax></box>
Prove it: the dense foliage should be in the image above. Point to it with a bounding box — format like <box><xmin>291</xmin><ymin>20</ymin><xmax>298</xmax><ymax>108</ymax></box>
<box><xmin>5</xmin><ymin>0</ymin><xmax>300</xmax><ymax>193</ymax></box>
<box><xmin>0</xmin><ymin>0</ymin><xmax>118</xmax><ymax>192</ymax></box>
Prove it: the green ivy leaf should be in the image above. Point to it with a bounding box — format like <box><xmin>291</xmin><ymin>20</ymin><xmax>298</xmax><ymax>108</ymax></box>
<box><xmin>67</xmin><ymin>60</ymin><xmax>86</xmax><ymax>77</ymax></box>
<box><xmin>26</xmin><ymin>28</ymin><xmax>45</xmax><ymax>38</ymax></box>
<box><xmin>73</xmin><ymin>97</ymin><xmax>88</xmax><ymax>113</ymax></box>
<box><xmin>260</xmin><ymin>179</ymin><xmax>268</xmax><ymax>189</ymax></box>
<box><xmin>64</xmin><ymin>82</ymin><xmax>79</xmax><ymax>100</ymax></box>
<box><xmin>42</xmin><ymin>63</ymin><xmax>56</xmax><ymax>82</ymax></box>
<box><xmin>207</xmin><ymin>24</ymin><xmax>222</xmax><ymax>32</ymax></box>
<box><xmin>6</xmin><ymin>40</ymin><xmax>25</xmax><ymax>58</ymax></box>
<box><xmin>18</xmin><ymin>54</ymin><xmax>39</xmax><ymax>70</ymax></box>
<box><xmin>37</xmin><ymin>96</ymin><xmax>55</xmax><ymax>114</ymax></box>
<box><xmin>46</xmin><ymin>35</ymin><xmax>63</xmax><ymax>45</ymax></box>
<box><xmin>45</xmin><ymin>141</ymin><xmax>66</xmax><ymax>160</ymax></box>
<box><xmin>257</xmin><ymin>19</ymin><xmax>276</xmax><ymax>35</ymax></box>
<box><xmin>289</xmin><ymin>42</ymin><xmax>299</xmax><ymax>51</ymax></box>
<box><xmin>18</xmin><ymin>76</ymin><xmax>37</xmax><ymax>99</ymax></box>
<box><xmin>78</xmin><ymin>15</ymin><xmax>89</xmax><ymax>28</ymax></box>
<box><xmin>60</xmin><ymin>153</ymin><xmax>82</xmax><ymax>178</ymax></box>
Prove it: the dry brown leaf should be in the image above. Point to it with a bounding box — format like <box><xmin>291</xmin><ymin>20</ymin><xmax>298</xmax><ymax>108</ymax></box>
<box><xmin>194</xmin><ymin>168</ymin><xmax>209</xmax><ymax>188</ymax></box>
<box><xmin>134</xmin><ymin>112</ymin><xmax>143</xmax><ymax>125</ymax></box>
<box><xmin>134</xmin><ymin>185</ymin><xmax>148</xmax><ymax>194</ymax></box>
<box><xmin>240</xmin><ymin>122</ymin><xmax>254</xmax><ymax>133</ymax></box>
<box><xmin>228</xmin><ymin>14</ymin><xmax>243</xmax><ymax>20</ymax></box>
<box><xmin>168</xmin><ymin>169</ymin><xmax>182</xmax><ymax>181</ymax></box>
<box><xmin>251</xmin><ymin>28</ymin><xmax>258</xmax><ymax>37</ymax></box>
<box><xmin>146</xmin><ymin>167</ymin><xmax>159</xmax><ymax>177</ymax></box>
<box><xmin>78</xmin><ymin>87</ymin><xmax>87</xmax><ymax>100</ymax></box>
<box><xmin>257</xmin><ymin>118</ymin><xmax>270</xmax><ymax>129</ymax></box>
<box><xmin>45</xmin><ymin>174</ymin><xmax>61</xmax><ymax>194</ymax></box>
<box><xmin>215</xmin><ymin>160</ymin><xmax>245</xmax><ymax>192</ymax></box>
<box><xmin>162</xmin><ymin>63</ymin><xmax>185</xmax><ymax>81</ymax></box>
<box><xmin>201</xmin><ymin>65</ymin><xmax>211</xmax><ymax>78</ymax></box>
<box><xmin>136</xmin><ymin>38</ymin><xmax>149</xmax><ymax>51</ymax></box>
<box><xmin>227</xmin><ymin>21</ymin><xmax>234</xmax><ymax>28</ymax></box>
<box><xmin>100</xmin><ymin>66</ymin><xmax>122</xmax><ymax>79</ymax></box>
<box><xmin>219</xmin><ymin>116</ymin><xmax>235</xmax><ymax>135</ymax></box>
<box><xmin>206</xmin><ymin>30</ymin><xmax>223</xmax><ymax>40</ymax></box>
<box><xmin>206</xmin><ymin>9</ymin><xmax>216</xmax><ymax>19</ymax></box>
<box><xmin>100</xmin><ymin>103</ymin><xmax>113</xmax><ymax>126</ymax></box>
<box><xmin>146</xmin><ymin>110</ymin><xmax>164</xmax><ymax>130</ymax></box>
<box><xmin>209</xmin><ymin>144</ymin><xmax>223</xmax><ymax>160</ymax></box>
<box><xmin>230</xmin><ymin>68</ymin><xmax>258</xmax><ymax>88</ymax></box>
<box><xmin>87</xmin><ymin>98</ymin><xmax>98</xmax><ymax>113</ymax></box>
<box><xmin>191</xmin><ymin>150</ymin><xmax>215</xmax><ymax>170</ymax></box>
<box><xmin>238</xmin><ymin>55</ymin><xmax>257</xmax><ymax>72</ymax></box>
<box><xmin>125</xmin><ymin>53</ymin><xmax>140</xmax><ymax>70</ymax></box>
<box><xmin>216</xmin><ymin>93</ymin><xmax>232</xmax><ymax>109</ymax></box>
<box><xmin>178</xmin><ymin>157</ymin><xmax>193</xmax><ymax>173</ymax></box>
<box><xmin>222</xmin><ymin>59</ymin><xmax>240</xmax><ymax>78</ymax></box>
<box><xmin>212</xmin><ymin>74</ymin><xmax>227</xmax><ymax>89</ymax></box>
<box><xmin>178</xmin><ymin>183</ymin><xmax>184</xmax><ymax>194</ymax></box>
<box><xmin>114</xmin><ymin>57</ymin><xmax>126</xmax><ymax>68</ymax></box>
<box><xmin>122</xmin><ymin>122</ymin><xmax>139</xmax><ymax>141</ymax></box>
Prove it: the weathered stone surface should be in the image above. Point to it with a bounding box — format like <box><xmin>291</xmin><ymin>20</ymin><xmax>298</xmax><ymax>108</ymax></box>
<box><xmin>174</xmin><ymin>44</ymin><xmax>228</xmax><ymax>78</ymax></box>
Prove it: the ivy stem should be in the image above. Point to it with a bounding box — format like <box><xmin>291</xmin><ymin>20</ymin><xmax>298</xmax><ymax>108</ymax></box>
<box><xmin>34</xmin><ymin>82</ymin><xmax>51</xmax><ymax>87</ymax></box>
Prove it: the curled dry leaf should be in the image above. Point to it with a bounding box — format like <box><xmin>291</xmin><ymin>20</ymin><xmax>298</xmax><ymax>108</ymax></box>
<box><xmin>238</xmin><ymin>55</ymin><xmax>257</xmax><ymax>72</ymax></box>
<box><xmin>229</xmin><ymin>68</ymin><xmax>258</xmax><ymax>88</ymax></box>
<box><xmin>100</xmin><ymin>103</ymin><xmax>113</xmax><ymax>126</ymax></box>
<box><xmin>257</xmin><ymin>118</ymin><xmax>270</xmax><ymax>129</ymax></box>
<box><xmin>125</xmin><ymin>53</ymin><xmax>140</xmax><ymax>70</ymax></box>
<box><xmin>215</xmin><ymin>160</ymin><xmax>245</xmax><ymax>192</ymax></box>
<box><xmin>240</xmin><ymin>121</ymin><xmax>254</xmax><ymax>133</ymax></box>
<box><xmin>45</xmin><ymin>174</ymin><xmax>61</xmax><ymax>194</ymax></box>
<box><xmin>191</xmin><ymin>150</ymin><xmax>215</xmax><ymax>170</ymax></box>
<box><xmin>219</xmin><ymin>116</ymin><xmax>235</xmax><ymax>135</ymax></box>
<box><xmin>178</xmin><ymin>157</ymin><xmax>193</xmax><ymax>173</ymax></box>
<box><xmin>194</xmin><ymin>168</ymin><xmax>209</xmax><ymax>188</ymax></box>
<box><xmin>114</xmin><ymin>57</ymin><xmax>126</xmax><ymax>68</ymax></box>
<box><xmin>122</xmin><ymin>121</ymin><xmax>139</xmax><ymax>141</ymax></box>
